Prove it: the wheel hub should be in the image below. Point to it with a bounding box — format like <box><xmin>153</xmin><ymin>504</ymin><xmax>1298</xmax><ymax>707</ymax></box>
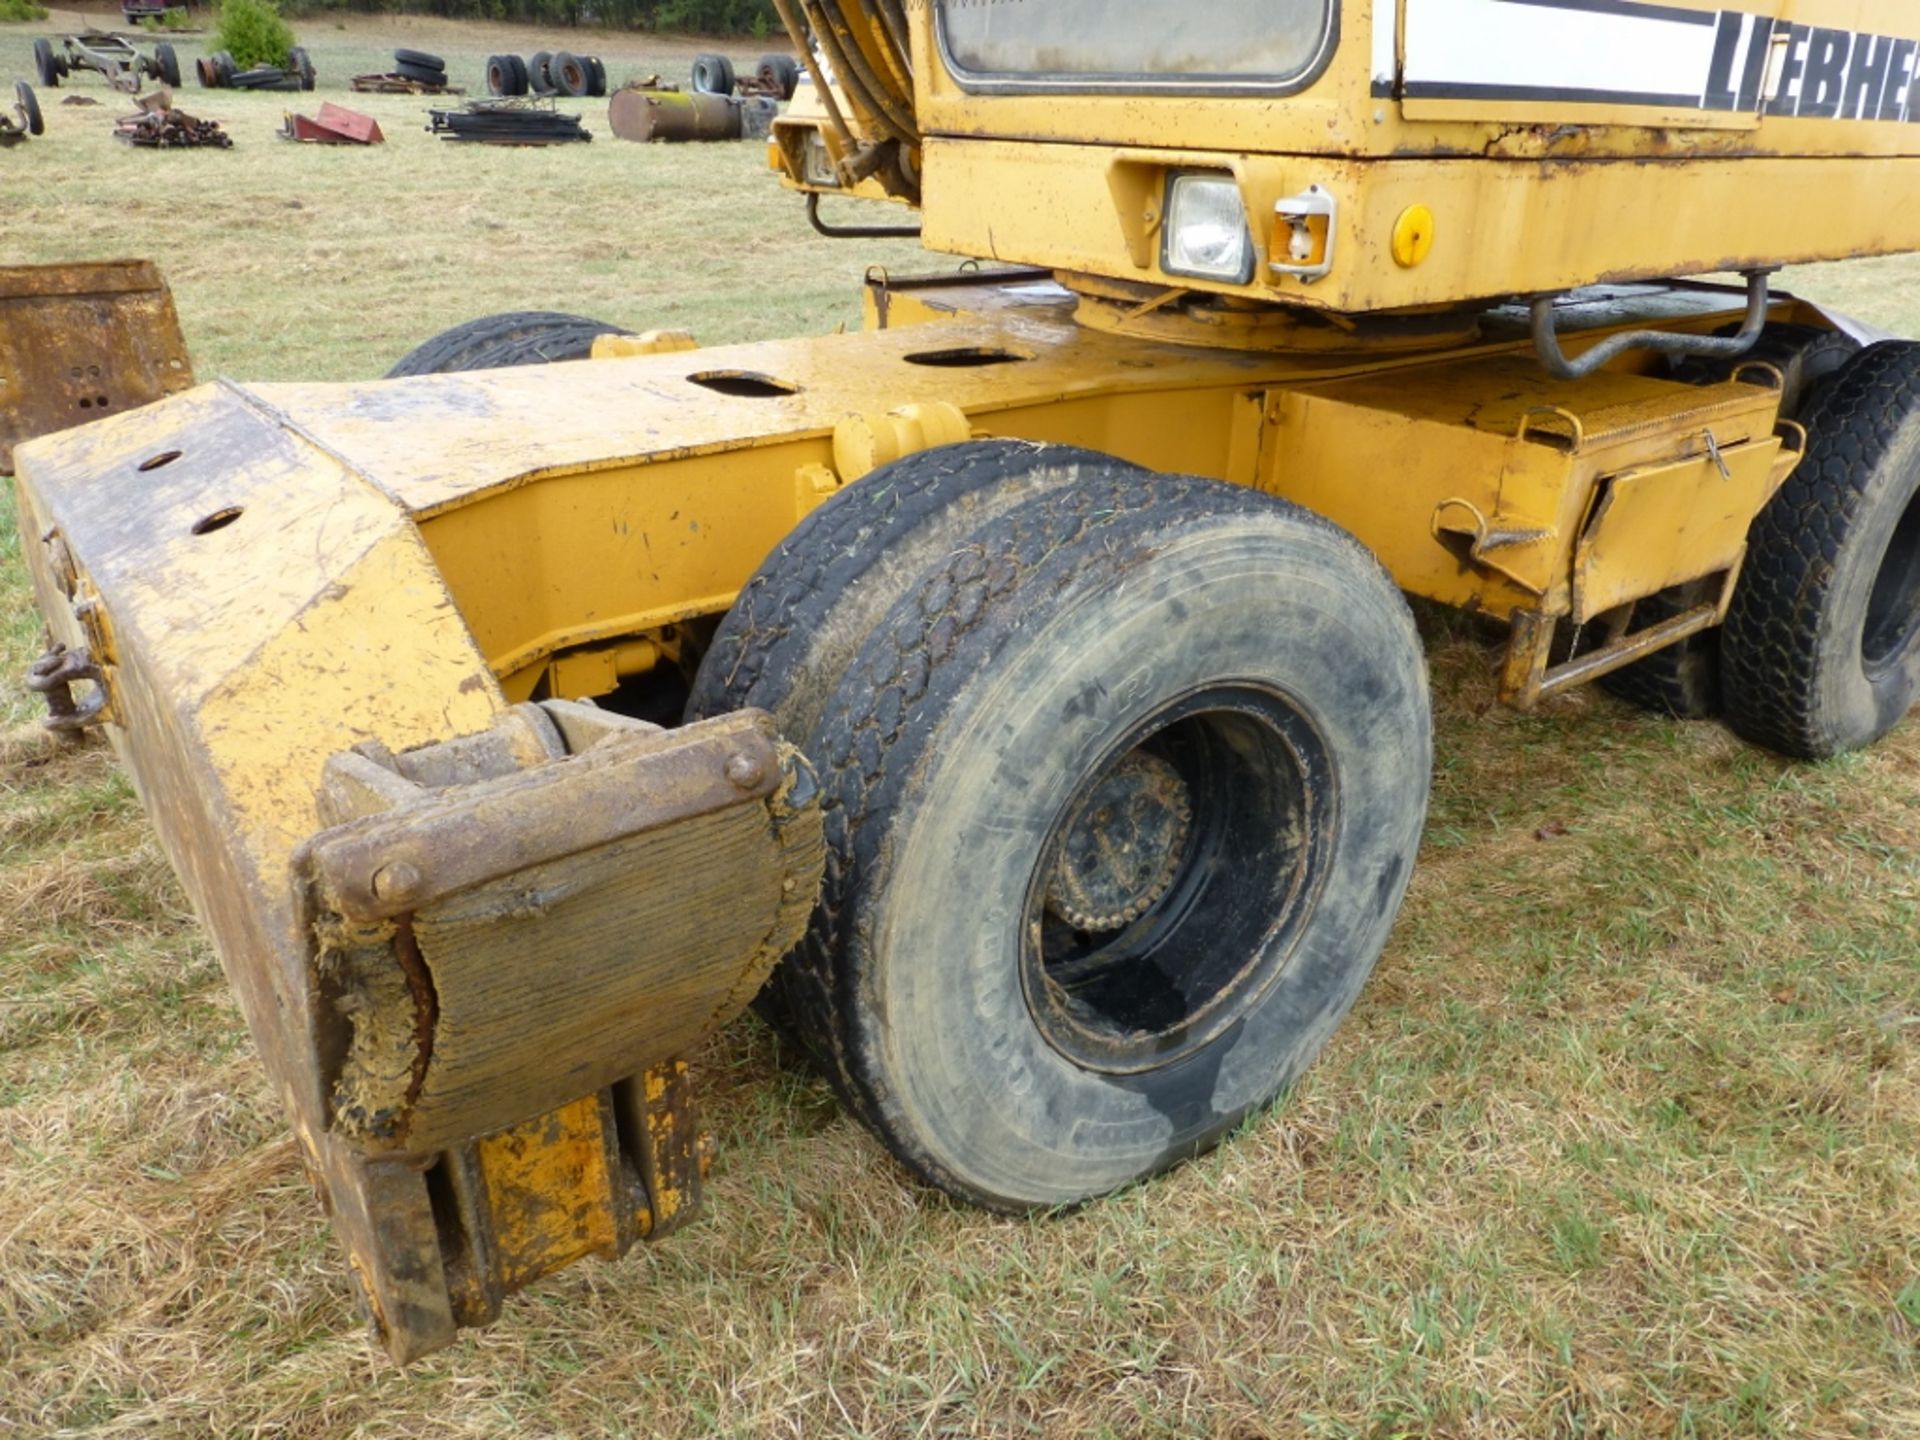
<box><xmin>1044</xmin><ymin>752</ymin><xmax>1192</xmax><ymax>932</ymax></box>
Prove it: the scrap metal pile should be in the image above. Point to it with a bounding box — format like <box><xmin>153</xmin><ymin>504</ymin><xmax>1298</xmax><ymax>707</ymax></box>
<box><xmin>279</xmin><ymin>100</ymin><xmax>383</xmax><ymax>145</ymax></box>
<box><xmin>114</xmin><ymin>91</ymin><xmax>231</xmax><ymax>149</ymax></box>
<box><xmin>428</xmin><ymin>97</ymin><xmax>588</xmax><ymax>146</ymax></box>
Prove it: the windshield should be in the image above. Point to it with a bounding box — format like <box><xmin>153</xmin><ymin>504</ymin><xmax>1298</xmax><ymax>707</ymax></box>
<box><xmin>936</xmin><ymin>0</ymin><xmax>1337</xmax><ymax>93</ymax></box>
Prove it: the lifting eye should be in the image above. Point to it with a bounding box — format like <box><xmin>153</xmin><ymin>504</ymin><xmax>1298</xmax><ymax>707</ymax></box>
<box><xmin>191</xmin><ymin>506</ymin><xmax>243</xmax><ymax>536</ymax></box>
<box><xmin>686</xmin><ymin>370</ymin><xmax>800</xmax><ymax>398</ymax></box>
<box><xmin>902</xmin><ymin>347</ymin><xmax>1032</xmax><ymax>368</ymax></box>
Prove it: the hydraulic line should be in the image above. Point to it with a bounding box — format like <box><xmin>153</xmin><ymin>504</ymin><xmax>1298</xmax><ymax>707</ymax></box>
<box><xmin>805</xmin><ymin>0</ymin><xmax>918</xmax><ymax>148</ymax></box>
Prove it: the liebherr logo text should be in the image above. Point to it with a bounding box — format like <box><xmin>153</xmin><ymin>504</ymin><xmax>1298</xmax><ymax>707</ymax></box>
<box><xmin>1704</xmin><ymin>13</ymin><xmax>1920</xmax><ymax>121</ymax></box>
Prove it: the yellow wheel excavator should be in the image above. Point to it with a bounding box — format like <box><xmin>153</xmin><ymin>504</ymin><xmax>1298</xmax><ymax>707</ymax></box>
<box><xmin>14</xmin><ymin>0</ymin><xmax>1920</xmax><ymax>1360</ymax></box>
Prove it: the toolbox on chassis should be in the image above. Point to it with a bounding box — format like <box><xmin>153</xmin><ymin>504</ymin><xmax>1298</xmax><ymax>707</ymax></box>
<box><xmin>14</xmin><ymin>0</ymin><xmax>1920</xmax><ymax>1361</ymax></box>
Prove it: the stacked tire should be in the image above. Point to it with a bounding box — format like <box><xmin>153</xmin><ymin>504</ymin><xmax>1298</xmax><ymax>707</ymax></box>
<box><xmin>393</xmin><ymin>47</ymin><xmax>447</xmax><ymax>87</ymax></box>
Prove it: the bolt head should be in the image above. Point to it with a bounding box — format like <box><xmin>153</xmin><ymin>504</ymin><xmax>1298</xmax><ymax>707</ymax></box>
<box><xmin>724</xmin><ymin>751</ymin><xmax>765</xmax><ymax>790</ymax></box>
<box><xmin>371</xmin><ymin>860</ymin><xmax>423</xmax><ymax>906</ymax></box>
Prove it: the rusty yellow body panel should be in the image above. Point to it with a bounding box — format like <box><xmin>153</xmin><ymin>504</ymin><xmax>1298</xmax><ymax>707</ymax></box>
<box><xmin>917</xmin><ymin>142</ymin><xmax>1920</xmax><ymax>314</ymax></box>
<box><xmin>764</xmin><ymin>0</ymin><xmax>1920</xmax><ymax>313</ymax></box>
<box><xmin>0</xmin><ymin>260</ymin><xmax>194</xmax><ymax>471</ymax></box>
<box><xmin>13</xmin><ymin>0</ymin><xmax>1914</xmax><ymax>1370</ymax></box>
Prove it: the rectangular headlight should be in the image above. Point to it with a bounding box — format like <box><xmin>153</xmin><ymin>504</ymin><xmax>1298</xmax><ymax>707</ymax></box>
<box><xmin>1161</xmin><ymin>173</ymin><xmax>1253</xmax><ymax>285</ymax></box>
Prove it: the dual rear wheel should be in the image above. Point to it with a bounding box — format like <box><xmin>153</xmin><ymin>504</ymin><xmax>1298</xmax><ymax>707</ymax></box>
<box><xmin>688</xmin><ymin>442</ymin><xmax>1432</xmax><ymax>1208</ymax></box>
<box><xmin>1606</xmin><ymin>332</ymin><xmax>1920</xmax><ymax>759</ymax></box>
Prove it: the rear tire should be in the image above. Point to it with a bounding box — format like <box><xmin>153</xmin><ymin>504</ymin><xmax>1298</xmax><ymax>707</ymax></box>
<box><xmin>700</xmin><ymin>447</ymin><xmax>1431</xmax><ymax>1210</ymax></box>
<box><xmin>33</xmin><ymin>39</ymin><xmax>59</xmax><ymax>89</ymax></box>
<box><xmin>384</xmin><ymin>310</ymin><xmax>633</xmax><ymax>378</ymax></box>
<box><xmin>1721</xmin><ymin>341</ymin><xmax>1920</xmax><ymax>757</ymax></box>
<box><xmin>1602</xmin><ymin>322</ymin><xmax>1861</xmax><ymax>719</ymax></box>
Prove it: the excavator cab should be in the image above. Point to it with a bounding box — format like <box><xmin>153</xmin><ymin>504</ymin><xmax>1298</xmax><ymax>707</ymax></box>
<box><xmin>14</xmin><ymin>0</ymin><xmax>1920</xmax><ymax>1362</ymax></box>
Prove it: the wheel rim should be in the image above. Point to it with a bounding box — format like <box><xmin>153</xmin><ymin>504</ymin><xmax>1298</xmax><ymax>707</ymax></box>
<box><xmin>1862</xmin><ymin>485</ymin><xmax>1920</xmax><ymax>677</ymax></box>
<box><xmin>1018</xmin><ymin>683</ymin><xmax>1337</xmax><ymax>1075</ymax></box>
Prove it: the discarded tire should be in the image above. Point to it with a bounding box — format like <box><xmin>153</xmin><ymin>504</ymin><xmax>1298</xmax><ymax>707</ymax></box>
<box><xmin>384</xmin><ymin>311</ymin><xmax>634</xmax><ymax>379</ymax></box>
<box><xmin>289</xmin><ymin>46</ymin><xmax>316</xmax><ymax>91</ymax></box>
<box><xmin>230</xmin><ymin>66</ymin><xmax>300</xmax><ymax>92</ymax></box>
<box><xmin>586</xmin><ymin>55</ymin><xmax>607</xmax><ymax>97</ymax></box>
<box><xmin>691</xmin><ymin>52</ymin><xmax>734</xmax><ymax>95</ymax></box>
<box><xmin>1721</xmin><ymin>340</ymin><xmax>1920</xmax><ymax>757</ymax></box>
<box><xmin>691</xmin><ymin>444</ymin><xmax>1432</xmax><ymax>1210</ymax></box>
<box><xmin>1603</xmin><ymin>323</ymin><xmax>1864</xmax><ymax>720</ymax></box>
<box><xmin>551</xmin><ymin>50</ymin><xmax>590</xmax><ymax>97</ymax></box>
<box><xmin>527</xmin><ymin>50</ymin><xmax>553</xmax><ymax>93</ymax></box>
<box><xmin>153</xmin><ymin>42</ymin><xmax>181</xmax><ymax>88</ymax></box>
<box><xmin>394</xmin><ymin>59</ymin><xmax>446</xmax><ymax>86</ymax></box>
<box><xmin>33</xmin><ymin>38</ymin><xmax>59</xmax><ymax>89</ymax></box>
<box><xmin>214</xmin><ymin>50</ymin><xmax>236</xmax><ymax>87</ymax></box>
<box><xmin>393</xmin><ymin>48</ymin><xmax>445</xmax><ymax>71</ymax></box>
<box><xmin>756</xmin><ymin>53</ymin><xmax>800</xmax><ymax>99</ymax></box>
<box><xmin>485</xmin><ymin>53</ymin><xmax>528</xmax><ymax>96</ymax></box>
<box><xmin>16</xmin><ymin>80</ymin><xmax>43</xmax><ymax>137</ymax></box>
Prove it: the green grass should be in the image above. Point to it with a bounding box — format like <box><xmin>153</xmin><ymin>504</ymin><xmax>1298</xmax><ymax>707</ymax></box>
<box><xmin>3</xmin><ymin>13</ymin><xmax>1920</xmax><ymax>1437</ymax></box>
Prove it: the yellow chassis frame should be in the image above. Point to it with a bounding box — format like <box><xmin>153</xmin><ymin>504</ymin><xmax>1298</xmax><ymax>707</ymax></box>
<box><xmin>11</xmin><ymin>270</ymin><xmax>1825</xmax><ymax>1359</ymax></box>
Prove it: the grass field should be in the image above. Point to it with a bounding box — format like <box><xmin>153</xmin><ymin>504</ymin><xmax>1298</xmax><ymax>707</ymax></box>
<box><xmin>4</xmin><ymin>12</ymin><xmax>1920</xmax><ymax>1437</ymax></box>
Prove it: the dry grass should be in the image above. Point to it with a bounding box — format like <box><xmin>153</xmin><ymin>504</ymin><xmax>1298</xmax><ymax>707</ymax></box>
<box><xmin>3</xmin><ymin>15</ymin><xmax>1920</xmax><ymax>1436</ymax></box>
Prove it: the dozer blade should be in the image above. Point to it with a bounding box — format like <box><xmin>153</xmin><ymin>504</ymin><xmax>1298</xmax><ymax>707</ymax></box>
<box><xmin>0</xmin><ymin>261</ymin><xmax>195</xmax><ymax>472</ymax></box>
<box><xmin>10</xmin><ymin>384</ymin><xmax>823</xmax><ymax>1361</ymax></box>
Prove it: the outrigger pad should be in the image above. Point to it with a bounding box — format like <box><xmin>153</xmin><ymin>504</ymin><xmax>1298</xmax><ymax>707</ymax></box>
<box><xmin>0</xmin><ymin>260</ymin><xmax>194</xmax><ymax>473</ymax></box>
<box><xmin>291</xmin><ymin>701</ymin><xmax>824</xmax><ymax>1361</ymax></box>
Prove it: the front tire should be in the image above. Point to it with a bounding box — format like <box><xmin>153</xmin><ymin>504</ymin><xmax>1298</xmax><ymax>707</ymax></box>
<box><xmin>707</xmin><ymin>451</ymin><xmax>1431</xmax><ymax>1209</ymax></box>
<box><xmin>1721</xmin><ymin>341</ymin><xmax>1920</xmax><ymax>757</ymax></box>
